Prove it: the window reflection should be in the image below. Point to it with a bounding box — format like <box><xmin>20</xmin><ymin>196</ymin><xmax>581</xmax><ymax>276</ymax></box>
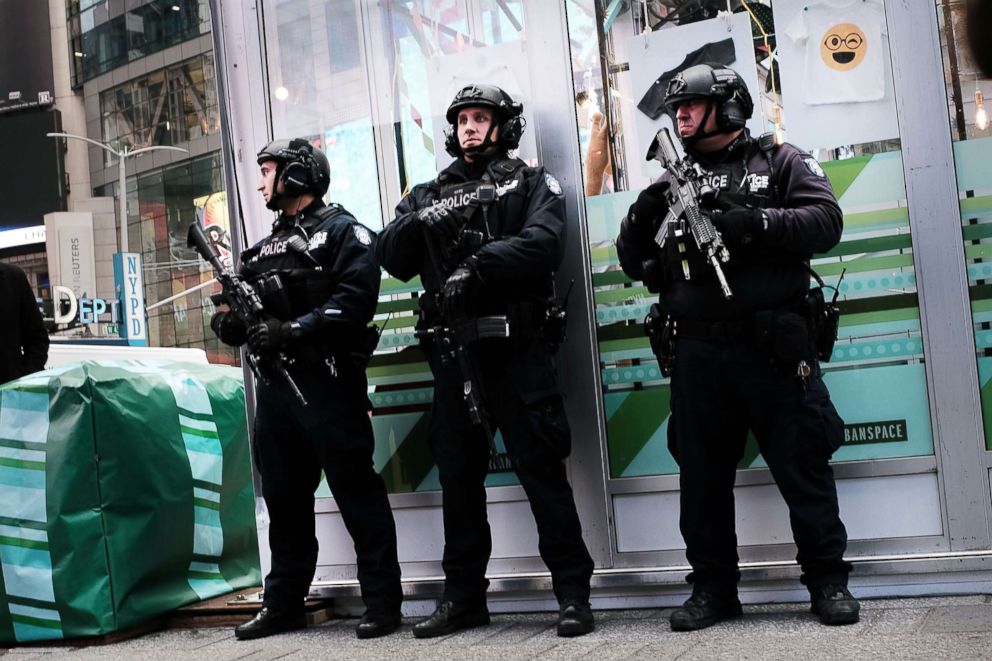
<box><xmin>99</xmin><ymin>54</ymin><xmax>219</xmax><ymax>164</ymax></box>
<box><xmin>67</xmin><ymin>0</ymin><xmax>211</xmax><ymax>86</ymax></box>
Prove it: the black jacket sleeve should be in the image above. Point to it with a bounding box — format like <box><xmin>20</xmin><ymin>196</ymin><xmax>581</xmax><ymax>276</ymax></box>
<box><xmin>18</xmin><ymin>270</ymin><xmax>48</xmax><ymax>374</ymax></box>
<box><xmin>296</xmin><ymin>217</ymin><xmax>381</xmax><ymax>333</ymax></box>
<box><xmin>616</xmin><ymin>184</ymin><xmax>671</xmax><ymax>282</ymax></box>
<box><xmin>471</xmin><ymin>167</ymin><xmax>567</xmax><ymax>286</ymax></box>
<box><xmin>377</xmin><ymin>191</ymin><xmax>429</xmax><ymax>283</ymax></box>
<box><xmin>762</xmin><ymin>144</ymin><xmax>844</xmax><ymax>255</ymax></box>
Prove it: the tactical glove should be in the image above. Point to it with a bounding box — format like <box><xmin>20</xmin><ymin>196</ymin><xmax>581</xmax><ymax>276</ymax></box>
<box><xmin>441</xmin><ymin>259</ymin><xmax>480</xmax><ymax>321</ymax></box>
<box><xmin>210</xmin><ymin>311</ymin><xmax>247</xmax><ymax>347</ymax></box>
<box><xmin>627</xmin><ymin>181</ymin><xmax>670</xmax><ymax>229</ymax></box>
<box><xmin>418</xmin><ymin>205</ymin><xmax>463</xmax><ymax>242</ymax></box>
<box><xmin>247</xmin><ymin>317</ymin><xmax>294</xmax><ymax>354</ymax></box>
<box><xmin>711</xmin><ymin>207</ymin><xmax>766</xmax><ymax>245</ymax></box>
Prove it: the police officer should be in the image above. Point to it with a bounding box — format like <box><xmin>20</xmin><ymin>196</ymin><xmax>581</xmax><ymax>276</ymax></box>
<box><xmin>212</xmin><ymin>139</ymin><xmax>403</xmax><ymax>640</ymax></box>
<box><xmin>616</xmin><ymin>64</ymin><xmax>859</xmax><ymax>630</ymax></box>
<box><xmin>0</xmin><ymin>262</ymin><xmax>49</xmax><ymax>385</ymax></box>
<box><xmin>376</xmin><ymin>85</ymin><xmax>595</xmax><ymax>638</ymax></box>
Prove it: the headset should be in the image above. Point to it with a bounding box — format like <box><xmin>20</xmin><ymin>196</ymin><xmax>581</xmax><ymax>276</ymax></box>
<box><xmin>277</xmin><ymin>139</ymin><xmax>322</xmax><ymax>196</ymax></box>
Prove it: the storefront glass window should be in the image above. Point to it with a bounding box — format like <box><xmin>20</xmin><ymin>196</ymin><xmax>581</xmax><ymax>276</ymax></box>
<box><xmin>261</xmin><ymin>0</ymin><xmax>528</xmax><ymax>495</ymax></box>
<box><xmin>564</xmin><ymin>0</ymin><xmax>934</xmax><ymax>479</ymax></box>
<box><xmin>936</xmin><ymin>0</ymin><xmax>992</xmax><ymax>452</ymax></box>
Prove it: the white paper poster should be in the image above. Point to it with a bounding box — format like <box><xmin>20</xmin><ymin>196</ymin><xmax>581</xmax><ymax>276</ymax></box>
<box><xmin>775</xmin><ymin>0</ymin><xmax>898</xmax><ymax>149</ymax></box>
<box><xmin>627</xmin><ymin>13</ymin><xmax>763</xmax><ymax>190</ymax></box>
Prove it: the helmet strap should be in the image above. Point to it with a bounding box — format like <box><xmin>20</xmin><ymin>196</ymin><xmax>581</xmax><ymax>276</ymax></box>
<box><xmin>681</xmin><ymin>101</ymin><xmax>722</xmax><ymax>145</ymax></box>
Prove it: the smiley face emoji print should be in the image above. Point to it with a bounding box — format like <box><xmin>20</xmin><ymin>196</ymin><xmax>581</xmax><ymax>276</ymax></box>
<box><xmin>820</xmin><ymin>22</ymin><xmax>867</xmax><ymax>71</ymax></box>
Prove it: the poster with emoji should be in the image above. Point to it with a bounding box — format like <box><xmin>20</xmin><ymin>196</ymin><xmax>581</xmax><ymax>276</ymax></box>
<box><xmin>775</xmin><ymin>0</ymin><xmax>898</xmax><ymax>149</ymax></box>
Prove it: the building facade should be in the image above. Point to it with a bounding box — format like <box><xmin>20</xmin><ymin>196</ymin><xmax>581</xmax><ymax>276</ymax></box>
<box><xmin>64</xmin><ymin>0</ymin><xmax>235</xmax><ymax>362</ymax></box>
<box><xmin>211</xmin><ymin>0</ymin><xmax>992</xmax><ymax>608</ymax></box>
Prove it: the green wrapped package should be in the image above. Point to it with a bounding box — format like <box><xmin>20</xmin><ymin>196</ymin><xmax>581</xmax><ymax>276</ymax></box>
<box><xmin>0</xmin><ymin>360</ymin><xmax>261</xmax><ymax>642</ymax></box>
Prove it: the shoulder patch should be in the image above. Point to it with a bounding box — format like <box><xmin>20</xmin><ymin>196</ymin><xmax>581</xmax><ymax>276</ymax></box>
<box><xmin>544</xmin><ymin>172</ymin><xmax>563</xmax><ymax>196</ymax></box>
<box><xmin>353</xmin><ymin>225</ymin><xmax>372</xmax><ymax>246</ymax></box>
<box><xmin>803</xmin><ymin>157</ymin><xmax>826</xmax><ymax>178</ymax></box>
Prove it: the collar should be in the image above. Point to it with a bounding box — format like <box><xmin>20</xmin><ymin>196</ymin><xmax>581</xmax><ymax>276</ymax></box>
<box><xmin>688</xmin><ymin>130</ymin><xmax>753</xmax><ymax>168</ymax></box>
<box><xmin>273</xmin><ymin>199</ymin><xmax>326</xmax><ymax>232</ymax></box>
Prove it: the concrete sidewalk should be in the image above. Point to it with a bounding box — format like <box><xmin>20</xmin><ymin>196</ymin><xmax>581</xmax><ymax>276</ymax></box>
<box><xmin>5</xmin><ymin>595</ymin><xmax>992</xmax><ymax>660</ymax></box>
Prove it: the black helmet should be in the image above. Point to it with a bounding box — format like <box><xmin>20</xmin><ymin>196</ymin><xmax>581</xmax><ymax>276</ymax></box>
<box><xmin>256</xmin><ymin>138</ymin><xmax>331</xmax><ymax>203</ymax></box>
<box><xmin>663</xmin><ymin>63</ymin><xmax>753</xmax><ymax>135</ymax></box>
<box><xmin>443</xmin><ymin>84</ymin><xmax>526</xmax><ymax>157</ymax></box>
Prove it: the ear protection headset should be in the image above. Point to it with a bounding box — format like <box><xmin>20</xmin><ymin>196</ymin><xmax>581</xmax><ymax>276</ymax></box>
<box><xmin>277</xmin><ymin>139</ymin><xmax>321</xmax><ymax>196</ymax></box>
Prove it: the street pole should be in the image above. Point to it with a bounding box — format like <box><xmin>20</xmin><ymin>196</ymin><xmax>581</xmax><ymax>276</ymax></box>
<box><xmin>47</xmin><ymin>132</ymin><xmax>188</xmax><ymax>253</ymax></box>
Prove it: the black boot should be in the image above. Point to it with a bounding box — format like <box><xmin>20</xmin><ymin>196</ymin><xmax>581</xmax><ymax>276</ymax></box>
<box><xmin>557</xmin><ymin>600</ymin><xmax>595</xmax><ymax>637</ymax></box>
<box><xmin>355</xmin><ymin>607</ymin><xmax>403</xmax><ymax>639</ymax></box>
<box><xmin>669</xmin><ymin>591</ymin><xmax>742</xmax><ymax>631</ymax></box>
<box><xmin>234</xmin><ymin>606</ymin><xmax>306</xmax><ymax>640</ymax></box>
<box><xmin>412</xmin><ymin>600</ymin><xmax>490</xmax><ymax>639</ymax></box>
<box><xmin>810</xmin><ymin>584</ymin><xmax>860</xmax><ymax>625</ymax></box>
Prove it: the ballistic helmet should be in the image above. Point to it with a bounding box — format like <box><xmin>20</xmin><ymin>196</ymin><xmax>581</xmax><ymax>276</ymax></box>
<box><xmin>443</xmin><ymin>84</ymin><xmax>526</xmax><ymax>157</ymax></box>
<box><xmin>256</xmin><ymin>138</ymin><xmax>331</xmax><ymax>204</ymax></box>
<box><xmin>663</xmin><ymin>64</ymin><xmax>753</xmax><ymax>135</ymax></box>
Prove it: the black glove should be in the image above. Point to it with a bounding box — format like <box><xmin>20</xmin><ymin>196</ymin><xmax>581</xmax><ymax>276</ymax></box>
<box><xmin>711</xmin><ymin>207</ymin><xmax>766</xmax><ymax>245</ymax></box>
<box><xmin>210</xmin><ymin>311</ymin><xmax>247</xmax><ymax>347</ymax></box>
<box><xmin>627</xmin><ymin>181</ymin><xmax>670</xmax><ymax>229</ymax></box>
<box><xmin>418</xmin><ymin>205</ymin><xmax>463</xmax><ymax>241</ymax></box>
<box><xmin>441</xmin><ymin>259</ymin><xmax>480</xmax><ymax>321</ymax></box>
<box><xmin>247</xmin><ymin>317</ymin><xmax>293</xmax><ymax>354</ymax></box>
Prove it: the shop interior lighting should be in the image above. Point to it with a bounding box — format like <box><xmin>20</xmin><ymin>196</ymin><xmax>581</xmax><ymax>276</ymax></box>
<box><xmin>976</xmin><ymin>87</ymin><xmax>988</xmax><ymax>131</ymax></box>
<box><xmin>171</xmin><ymin>5</ymin><xmax>181</xmax><ymax>11</ymax></box>
<box><xmin>274</xmin><ymin>86</ymin><xmax>289</xmax><ymax>101</ymax></box>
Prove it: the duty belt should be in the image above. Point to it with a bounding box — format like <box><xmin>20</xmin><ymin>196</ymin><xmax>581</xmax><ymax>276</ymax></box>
<box><xmin>676</xmin><ymin>316</ymin><xmax>755</xmax><ymax>344</ymax></box>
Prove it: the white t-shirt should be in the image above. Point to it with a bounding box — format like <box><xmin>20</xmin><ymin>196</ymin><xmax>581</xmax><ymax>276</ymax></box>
<box><xmin>785</xmin><ymin>0</ymin><xmax>888</xmax><ymax>105</ymax></box>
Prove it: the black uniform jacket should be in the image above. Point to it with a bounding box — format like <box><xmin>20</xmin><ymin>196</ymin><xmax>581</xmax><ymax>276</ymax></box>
<box><xmin>616</xmin><ymin>133</ymin><xmax>843</xmax><ymax>321</ymax></box>
<box><xmin>0</xmin><ymin>263</ymin><xmax>49</xmax><ymax>384</ymax></box>
<box><xmin>242</xmin><ymin>200</ymin><xmax>380</xmax><ymax>352</ymax></box>
<box><xmin>376</xmin><ymin>155</ymin><xmax>567</xmax><ymax>316</ymax></box>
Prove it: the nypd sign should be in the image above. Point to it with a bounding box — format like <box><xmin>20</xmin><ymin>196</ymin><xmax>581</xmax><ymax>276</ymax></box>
<box><xmin>113</xmin><ymin>252</ymin><xmax>147</xmax><ymax>346</ymax></box>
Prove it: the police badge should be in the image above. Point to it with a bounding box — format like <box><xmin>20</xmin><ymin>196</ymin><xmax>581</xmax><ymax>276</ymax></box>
<box><xmin>353</xmin><ymin>225</ymin><xmax>372</xmax><ymax>246</ymax></box>
<box><xmin>545</xmin><ymin>173</ymin><xmax>563</xmax><ymax>196</ymax></box>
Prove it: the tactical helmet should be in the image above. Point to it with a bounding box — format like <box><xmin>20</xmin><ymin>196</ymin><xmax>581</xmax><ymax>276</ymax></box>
<box><xmin>663</xmin><ymin>64</ymin><xmax>754</xmax><ymax>134</ymax></box>
<box><xmin>443</xmin><ymin>84</ymin><xmax>526</xmax><ymax>157</ymax></box>
<box><xmin>256</xmin><ymin>138</ymin><xmax>331</xmax><ymax>200</ymax></box>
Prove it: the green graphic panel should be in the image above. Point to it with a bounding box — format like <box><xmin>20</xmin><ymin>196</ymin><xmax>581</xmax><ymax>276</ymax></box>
<box><xmin>956</xmin><ymin>136</ymin><xmax>992</xmax><ymax>452</ymax></box>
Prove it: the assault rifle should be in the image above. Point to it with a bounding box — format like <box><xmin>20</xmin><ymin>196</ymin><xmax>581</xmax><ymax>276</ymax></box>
<box><xmin>187</xmin><ymin>222</ymin><xmax>308</xmax><ymax>405</ymax></box>
<box><xmin>419</xmin><ymin>228</ymin><xmax>513</xmax><ymax>473</ymax></box>
<box><xmin>646</xmin><ymin>127</ymin><xmax>733</xmax><ymax>299</ymax></box>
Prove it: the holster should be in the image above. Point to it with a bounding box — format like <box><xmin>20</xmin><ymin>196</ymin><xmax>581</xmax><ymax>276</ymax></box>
<box><xmin>644</xmin><ymin>303</ymin><xmax>676</xmax><ymax>377</ymax></box>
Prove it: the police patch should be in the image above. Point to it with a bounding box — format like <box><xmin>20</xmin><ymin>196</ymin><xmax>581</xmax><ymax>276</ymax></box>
<box><xmin>353</xmin><ymin>225</ymin><xmax>372</xmax><ymax>246</ymax></box>
<box><xmin>544</xmin><ymin>173</ymin><xmax>563</xmax><ymax>196</ymax></box>
<box><xmin>803</xmin><ymin>157</ymin><xmax>826</xmax><ymax>178</ymax></box>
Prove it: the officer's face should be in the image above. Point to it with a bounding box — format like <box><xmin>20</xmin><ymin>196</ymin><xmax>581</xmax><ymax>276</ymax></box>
<box><xmin>457</xmin><ymin>106</ymin><xmax>499</xmax><ymax>156</ymax></box>
<box><xmin>258</xmin><ymin>161</ymin><xmax>280</xmax><ymax>203</ymax></box>
<box><xmin>674</xmin><ymin>99</ymin><xmax>717</xmax><ymax>138</ymax></box>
